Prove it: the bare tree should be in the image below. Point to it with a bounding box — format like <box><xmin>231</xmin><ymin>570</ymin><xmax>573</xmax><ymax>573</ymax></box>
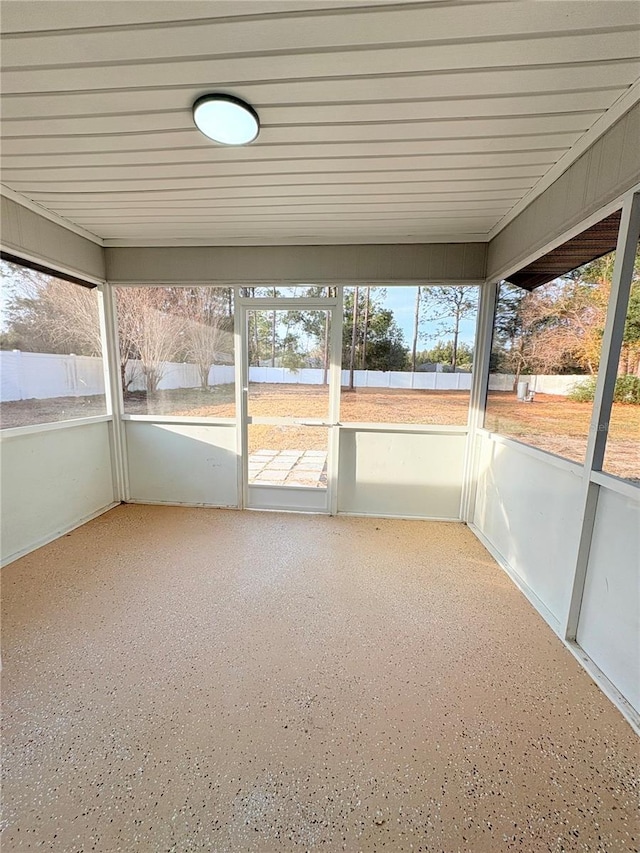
<box><xmin>0</xmin><ymin>262</ymin><xmax>180</xmax><ymax>396</ymax></box>
<box><xmin>502</xmin><ymin>298</ymin><xmax>551</xmax><ymax>386</ymax></box>
<box><xmin>45</xmin><ymin>281</ymin><xmax>103</xmax><ymax>356</ymax></box>
<box><xmin>174</xmin><ymin>288</ymin><xmax>232</xmax><ymax>389</ymax></box>
<box><xmin>494</xmin><ymin>280</ymin><xmax>604</xmax><ymax>387</ymax></box>
<box><xmin>0</xmin><ymin>261</ymin><xmax>102</xmax><ymax>356</ymax></box>
<box><xmin>114</xmin><ymin>288</ymin><xmax>144</xmax><ymax>391</ymax></box>
<box><xmin>116</xmin><ymin>288</ymin><xmax>184</xmax><ymax>394</ymax></box>
<box><xmin>422</xmin><ymin>286</ymin><xmax>478</xmax><ymax>370</ymax></box>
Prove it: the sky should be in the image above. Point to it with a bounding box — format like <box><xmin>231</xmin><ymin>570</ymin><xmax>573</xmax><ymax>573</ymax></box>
<box><xmin>1</xmin><ymin>264</ymin><xmax>479</xmax><ymax>349</ymax></box>
<box><xmin>366</xmin><ymin>285</ymin><xmax>478</xmax><ymax>349</ymax></box>
<box><xmin>0</xmin><ymin>262</ymin><xmax>25</xmax><ymax>332</ymax></box>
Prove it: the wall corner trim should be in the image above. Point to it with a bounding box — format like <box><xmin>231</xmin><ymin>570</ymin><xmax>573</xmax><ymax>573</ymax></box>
<box><xmin>1</xmin><ymin>189</ymin><xmax>106</xmax><ymax>283</ymax></box>
<box><xmin>486</xmin><ymin>101</ymin><xmax>640</xmax><ymax>283</ymax></box>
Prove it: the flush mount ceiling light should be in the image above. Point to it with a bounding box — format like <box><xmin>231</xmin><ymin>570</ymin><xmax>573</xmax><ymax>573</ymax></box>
<box><xmin>192</xmin><ymin>94</ymin><xmax>260</xmax><ymax>145</ymax></box>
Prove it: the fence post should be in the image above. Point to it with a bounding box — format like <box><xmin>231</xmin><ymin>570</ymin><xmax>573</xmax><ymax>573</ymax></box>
<box><xmin>12</xmin><ymin>350</ymin><xmax>24</xmax><ymax>401</ymax></box>
<box><xmin>69</xmin><ymin>353</ymin><xmax>80</xmax><ymax>397</ymax></box>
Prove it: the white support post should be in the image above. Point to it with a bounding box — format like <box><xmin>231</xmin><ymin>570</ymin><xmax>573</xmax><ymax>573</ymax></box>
<box><xmin>460</xmin><ymin>280</ymin><xmax>498</xmax><ymax>523</ymax></box>
<box><xmin>97</xmin><ymin>282</ymin><xmax>129</xmax><ymax>502</ymax></box>
<box><xmin>234</xmin><ymin>287</ymin><xmax>246</xmax><ymax>510</ymax></box>
<box><xmin>328</xmin><ymin>286</ymin><xmax>344</xmax><ymax>516</ymax></box>
<box><xmin>565</xmin><ymin>191</ymin><xmax>640</xmax><ymax>641</ymax></box>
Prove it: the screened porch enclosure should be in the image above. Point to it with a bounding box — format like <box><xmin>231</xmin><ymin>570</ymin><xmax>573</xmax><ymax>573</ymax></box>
<box><xmin>107</xmin><ymin>283</ymin><xmax>476</xmax><ymax>517</ymax></box>
<box><xmin>2</xmin><ymin>192</ymin><xmax>639</xmax><ymax>740</ymax></box>
<box><xmin>1</xmin><ymin>3</ymin><xmax>639</xmax><ymax>848</ymax></box>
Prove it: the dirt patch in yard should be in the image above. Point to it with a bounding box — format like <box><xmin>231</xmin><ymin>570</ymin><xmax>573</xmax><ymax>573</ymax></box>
<box><xmin>2</xmin><ymin>385</ymin><xmax>637</xmax><ymax>481</ymax></box>
<box><xmin>485</xmin><ymin>391</ymin><xmax>639</xmax><ymax>481</ymax></box>
<box><xmin>124</xmin><ymin>384</ymin><xmax>473</xmax><ymax>425</ymax></box>
<box><xmin>0</xmin><ymin>394</ymin><xmax>108</xmax><ymax>429</ymax></box>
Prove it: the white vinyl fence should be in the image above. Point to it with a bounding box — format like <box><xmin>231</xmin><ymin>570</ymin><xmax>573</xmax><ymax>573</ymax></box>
<box><xmin>249</xmin><ymin>367</ymin><xmax>472</xmax><ymax>389</ymax></box>
<box><xmin>125</xmin><ymin>361</ymin><xmax>234</xmax><ymax>392</ymax></box>
<box><xmin>339</xmin><ymin>369</ymin><xmax>471</xmax><ymax>390</ymax></box>
<box><xmin>488</xmin><ymin>373</ymin><xmax>585</xmax><ymax>395</ymax></box>
<box><xmin>1</xmin><ymin>350</ymin><xmax>106</xmax><ymax>401</ymax></box>
<box><xmin>0</xmin><ymin>350</ymin><xmax>588</xmax><ymax>402</ymax></box>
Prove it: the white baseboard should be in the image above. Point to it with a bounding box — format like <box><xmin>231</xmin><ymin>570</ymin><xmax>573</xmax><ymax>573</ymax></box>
<box><xmin>467</xmin><ymin>522</ymin><xmax>560</xmax><ymax>633</ymax></box>
<box><xmin>124</xmin><ymin>499</ymin><xmax>239</xmax><ymax>509</ymax></box>
<box><xmin>565</xmin><ymin>641</ymin><xmax>640</xmax><ymax>736</ymax></box>
<box><xmin>468</xmin><ymin>522</ymin><xmax>639</xmax><ymax>735</ymax></box>
<box><xmin>1</xmin><ymin>502</ymin><xmax>120</xmax><ymax>567</ymax></box>
<box><xmin>337</xmin><ymin>512</ymin><xmax>461</xmax><ymax>522</ymax></box>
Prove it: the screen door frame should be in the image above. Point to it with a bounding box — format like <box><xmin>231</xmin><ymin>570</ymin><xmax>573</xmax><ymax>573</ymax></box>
<box><xmin>236</xmin><ymin>291</ymin><xmax>343</xmax><ymax>513</ymax></box>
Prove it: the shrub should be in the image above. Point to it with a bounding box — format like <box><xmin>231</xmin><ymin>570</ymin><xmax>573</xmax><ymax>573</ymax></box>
<box><xmin>614</xmin><ymin>374</ymin><xmax>640</xmax><ymax>404</ymax></box>
<box><xmin>569</xmin><ymin>374</ymin><xmax>640</xmax><ymax>404</ymax></box>
<box><xmin>569</xmin><ymin>376</ymin><xmax>598</xmax><ymax>402</ymax></box>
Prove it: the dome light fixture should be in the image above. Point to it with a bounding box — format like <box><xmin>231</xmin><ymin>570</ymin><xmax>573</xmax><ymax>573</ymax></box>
<box><xmin>192</xmin><ymin>93</ymin><xmax>260</xmax><ymax>145</ymax></box>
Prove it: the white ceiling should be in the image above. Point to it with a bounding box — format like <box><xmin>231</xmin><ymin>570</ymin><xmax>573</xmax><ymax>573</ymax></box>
<box><xmin>1</xmin><ymin>0</ymin><xmax>639</xmax><ymax>246</ymax></box>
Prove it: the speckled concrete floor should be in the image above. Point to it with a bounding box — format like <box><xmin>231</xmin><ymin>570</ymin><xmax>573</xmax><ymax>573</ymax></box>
<box><xmin>1</xmin><ymin>506</ymin><xmax>638</xmax><ymax>853</ymax></box>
